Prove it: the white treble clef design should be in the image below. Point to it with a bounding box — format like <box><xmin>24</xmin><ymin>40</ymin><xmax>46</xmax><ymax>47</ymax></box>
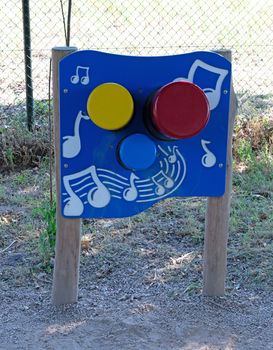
<box><xmin>201</xmin><ymin>139</ymin><xmax>217</xmax><ymax>168</ymax></box>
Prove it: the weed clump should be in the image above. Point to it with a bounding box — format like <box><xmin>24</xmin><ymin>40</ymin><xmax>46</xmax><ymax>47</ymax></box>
<box><xmin>32</xmin><ymin>200</ymin><xmax>56</xmax><ymax>268</ymax></box>
<box><xmin>0</xmin><ymin>101</ymin><xmax>51</xmax><ymax>171</ymax></box>
<box><xmin>233</xmin><ymin>94</ymin><xmax>273</xmax><ymax>169</ymax></box>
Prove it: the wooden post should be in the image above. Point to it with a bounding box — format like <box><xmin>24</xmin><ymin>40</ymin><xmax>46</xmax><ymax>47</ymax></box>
<box><xmin>52</xmin><ymin>47</ymin><xmax>82</xmax><ymax>305</ymax></box>
<box><xmin>203</xmin><ymin>50</ymin><xmax>237</xmax><ymax>296</ymax></box>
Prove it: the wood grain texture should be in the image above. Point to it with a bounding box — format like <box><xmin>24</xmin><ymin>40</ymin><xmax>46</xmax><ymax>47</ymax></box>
<box><xmin>51</xmin><ymin>47</ymin><xmax>82</xmax><ymax>305</ymax></box>
<box><xmin>203</xmin><ymin>50</ymin><xmax>237</xmax><ymax>296</ymax></box>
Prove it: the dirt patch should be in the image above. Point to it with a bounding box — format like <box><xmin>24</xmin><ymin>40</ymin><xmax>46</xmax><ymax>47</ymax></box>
<box><xmin>0</xmin><ymin>282</ymin><xmax>273</xmax><ymax>349</ymax></box>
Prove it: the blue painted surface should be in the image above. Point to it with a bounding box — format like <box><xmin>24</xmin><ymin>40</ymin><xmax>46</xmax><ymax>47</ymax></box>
<box><xmin>59</xmin><ymin>50</ymin><xmax>231</xmax><ymax>218</ymax></box>
<box><xmin>119</xmin><ymin>133</ymin><xmax>157</xmax><ymax>170</ymax></box>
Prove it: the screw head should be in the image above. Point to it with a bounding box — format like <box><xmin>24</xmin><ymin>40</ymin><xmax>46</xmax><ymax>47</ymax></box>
<box><xmin>63</xmin><ymin>89</ymin><xmax>68</xmax><ymax>93</ymax></box>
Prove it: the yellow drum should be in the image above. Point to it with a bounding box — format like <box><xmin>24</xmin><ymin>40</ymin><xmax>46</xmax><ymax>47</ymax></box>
<box><xmin>87</xmin><ymin>82</ymin><xmax>134</xmax><ymax>130</ymax></box>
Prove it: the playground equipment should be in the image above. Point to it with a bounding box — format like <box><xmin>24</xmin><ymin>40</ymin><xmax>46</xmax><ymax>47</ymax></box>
<box><xmin>52</xmin><ymin>47</ymin><xmax>236</xmax><ymax>305</ymax></box>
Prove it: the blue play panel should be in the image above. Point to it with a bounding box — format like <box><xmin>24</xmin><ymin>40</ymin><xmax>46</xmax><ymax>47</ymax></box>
<box><xmin>59</xmin><ymin>50</ymin><xmax>231</xmax><ymax>218</ymax></box>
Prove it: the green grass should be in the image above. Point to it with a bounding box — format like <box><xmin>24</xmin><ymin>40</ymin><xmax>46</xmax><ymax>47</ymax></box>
<box><xmin>33</xmin><ymin>200</ymin><xmax>56</xmax><ymax>267</ymax></box>
<box><xmin>228</xmin><ymin>128</ymin><xmax>273</xmax><ymax>290</ymax></box>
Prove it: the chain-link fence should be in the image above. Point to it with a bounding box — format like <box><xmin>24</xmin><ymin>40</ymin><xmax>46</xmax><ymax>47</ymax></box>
<box><xmin>1</xmin><ymin>0</ymin><xmax>273</xmax><ymax>125</ymax></box>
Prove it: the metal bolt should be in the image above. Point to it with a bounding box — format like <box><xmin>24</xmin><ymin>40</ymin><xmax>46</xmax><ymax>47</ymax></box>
<box><xmin>64</xmin><ymin>163</ymin><xmax>69</xmax><ymax>168</ymax></box>
<box><xmin>218</xmin><ymin>163</ymin><xmax>223</xmax><ymax>168</ymax></box>
<box><xmin>63</xmin><ymin>89</ymin><xmax>68</xmax><ymax>93</ymax></box>
<box><xmin>223</xmin><ymin>90</ymin><xmax>228</xmax><ymax>95</ymax></box>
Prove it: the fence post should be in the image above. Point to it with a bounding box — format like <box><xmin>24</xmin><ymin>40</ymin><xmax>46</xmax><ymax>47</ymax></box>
<box><xmin>52</xmin><ymin>47</ymin><xmax>82</xmax><ymax>305</ymax></box>
<box><xmin>22</xmin><ymin>0</ymin><xmax>33</xmax><ymax>131</ymax></box>
<box><xmin>203</xmin><ymin>50</ymin><xmax>237</xmax><ymax>296</ymax></box>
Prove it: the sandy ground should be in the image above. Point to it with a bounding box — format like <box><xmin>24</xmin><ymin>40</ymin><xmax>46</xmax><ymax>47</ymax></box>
<box><xmin>1</xmin><ymin>265</ymin><xmax>273</xmax><ymax>350</ymax></box>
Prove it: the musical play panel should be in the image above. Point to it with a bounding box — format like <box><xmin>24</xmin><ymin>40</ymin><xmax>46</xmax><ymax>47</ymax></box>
<box><xmin>59</xmin><ymin>50</ymin><xmax>231</xmax><ymax>218</ymax></box>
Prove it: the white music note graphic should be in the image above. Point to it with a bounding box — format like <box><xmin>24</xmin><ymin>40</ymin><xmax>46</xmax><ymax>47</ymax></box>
<box><xmin>63</xmin><ymin>172</ymin><xmax>86</xmax><ymax>216</ymax></box>
<box><xmin>87</xmin><ymin>166</ymin><xmax>111</xmax><ymax>208</ymax></box>
<box><xmin>152</xmin><ymin>171</ymin><xmax>174</xmax><ymax>196</ymax></box>
<box><xmin>188</xmin><ymin>60</ymin><xmax>228</xmax><ymax>110</ymax></box>
<box><xmin>152</xmin><ymin>177</ymin><xmax>165</xmax><ymax>196</ymax></box>
<box><xmin>162</xmin><ymin>171</ymin><xmax>174</xmax><ymax>188</ymax></box>
<box><xmin>62</xmin><ymin>145</ymin><xmax>187</xmax><ymax>215</ymax></box>
<box><xmin>201</xmin><ymin>140</ymin><xmax>217</xmax><ymax>168</ymax></box>
<box><xmin>62</xmin><ymin>110</ymin><xmax>89</xmax><ymax>158</ymax></box>
<box><xmin>168</xmin><ymin>146</ymin><xmax>179</xmax><ymax>164</ymax></box>
<box><xmin>71</xmin><ymin>66</ymin><xmax>90</xmax><ymax>85</ymax></box>
<box><xmin>123</xmin><ymin>173</ymin><xmax>139</xmax><ymax>201</ymax></box>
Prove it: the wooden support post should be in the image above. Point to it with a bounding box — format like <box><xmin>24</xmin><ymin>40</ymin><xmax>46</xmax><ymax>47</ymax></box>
<box><xmin>52</xmin><ymin>47</ymin><xmax>82</xmax><ymax>305</ymax></box>
<box><xmin>203</xmin><ymin>50</ymin><xmax>237</xmax><ymax>296</ymax></box>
